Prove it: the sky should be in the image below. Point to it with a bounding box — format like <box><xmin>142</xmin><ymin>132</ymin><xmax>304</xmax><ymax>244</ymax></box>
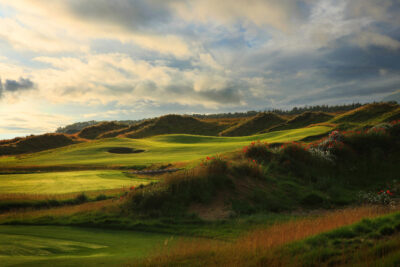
<box><xmin>0</xmin><ymin>0</ymin><xmax>400</xmax><ymax>139</ymax></box>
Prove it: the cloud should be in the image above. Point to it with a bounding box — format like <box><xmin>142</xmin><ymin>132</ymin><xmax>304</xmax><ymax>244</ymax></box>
<box><xmin>0</xmin><ymin>0</ymin><xmax>400</xmax><ymax>138</ymax></box>
<box><xmin>3</xmin><ymin>77</ymin><xmax>35</xmax><ymax>92</ymax></box>
<box><xmin>31</xmin><ymin>53</ymin><xmax>244</xmax><ymax>107</ymax></box>
<box><xmin>0</xmin><ymin>77</ymin><xmax>35</xmax><ymax>98</ymax></box>
<box><xmin>352</xmin><ymin>32</ymin><xmax>400</xmax><ymax>50</ymax></box>
<box><xmin>0</xmin><ymin>17</ymin><xmax>88</xmax><ymax>53</ymax></box>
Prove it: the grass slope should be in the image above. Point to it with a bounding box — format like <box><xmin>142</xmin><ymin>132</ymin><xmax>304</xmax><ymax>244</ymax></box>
<box><xmin>0</xmin><ymin>126</ymin><xmax>332</xmax><ymax>169</ymax></box>
<box><xmin>219</xmin><ymin>112</ymin><xmax>286</xmax><ymax>136</ymax></box>
<box><xmin>125</xmin><ymin>115</ymin><xmax>227</xmax><ymax>138</ymax></box>
<box><xmin>78</xmin><ymin>122</ymin><xmax>128</xmax><ymax>140</ymax></box>
<box><xmin>0</xmin><ymin>225</ymin><xmax>171</xmax><ymax>267</ymax></box>
<box><xmin>0</xmin><ymin>170</ymin><xmax>155</xmax><ymax>194</ymax></box>
<box><xmin>99</xmin><ymin>119</ymin><xmax>156</xmax><ymax>138</ymax></box>
<box><xmin>267</xmin><ymin>111</ymin><xmax>333</xmax><ymax>132</ymax></box>
<box><xmin>0</xmin><ymin>134</ymin><xmax>79</xmax><ymax>156</ymax></box>
<box><xmin>333</xmin><ymin>102</ymin><xmax>399</xmax><ymax>124</ymax></box>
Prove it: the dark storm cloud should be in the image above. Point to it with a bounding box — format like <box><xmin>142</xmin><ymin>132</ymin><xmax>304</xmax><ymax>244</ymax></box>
<box><xmin>4</xmin><ymin>78</ymin><xmax>35</xmax><ymax>92</ymax></box>
<box><xmin>0</xmin><ymin>79</ymin><xmax>3</xmax><ymax>98</ymax></box>
<box><xmin>0</xmin><ymin>77</ymin><xmax>35</xmax><ymax>98</ymax></box>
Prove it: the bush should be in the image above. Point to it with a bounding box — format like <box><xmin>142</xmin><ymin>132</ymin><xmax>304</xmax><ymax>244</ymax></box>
<box><xmin>96</xmin><ymin>194</ymin><xmax>108</xmax><ymax>201</ymax></box>
<box><xmin>358</xmin><ymin>190</ymin><xmax>394</xmax><ymax>206</ymax></box>
<box><xmin>127</xmin><ymin>156</ymin><xmax>232</xmax><ymax>216</ymax></box>
<box><xmin>379</xmin><ymin>226</ymin><xmax>395</xmax><ymax>236</ymax></box>
<box><xmin>231</xmin><ymin>159</ymin><xmax>263</xmax><ymax>179</ymax></box>
<box><xmin>74</xmin><ymin>193</ymin><xmax>89</xmax><ymax>204</ymax></box>
<box><xmin>301</xmin><ymin>192</ymin><xmax>325</xmax><ymax>207</ymax></box>
<box><xmin>243</xmin><ymin>141</ymin><xmax>273</xmax><ymax>162</ymax></box>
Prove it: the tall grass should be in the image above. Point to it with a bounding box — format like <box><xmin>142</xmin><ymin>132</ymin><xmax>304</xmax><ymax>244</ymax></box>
<box><xmin>138</xmin><ymin>205</ymin><xmax>399</xmax><ymax>266</ymax></box>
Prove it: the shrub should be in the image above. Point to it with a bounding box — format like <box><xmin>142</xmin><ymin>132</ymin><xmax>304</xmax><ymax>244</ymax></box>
<box><xmin>127</xmin><ymin>156</ymin><xmax>232</xmax><ymax>216</ymax></box>
<box><xmin>379</xmin><ymin>226</ymin><xmax>395</xmax><ymax>236</ymax></box>
<box><xmin>96</xmin><ymin>194</ymin><xmax>108</xmax><ymax>201</ymax></box>
<box><xmin>74</xmin><ymin>193</ymin><xmax>89</xmax><ymax>204</ymax></box>
<box><xmin>301</xmin><ymin>192</ymin><xmax>325</xmax><ymax>207</ymax></box>
<box><xmin>231</xmin><ymin>159</ymin><xmax>263</xmax><ymax>179</ymax></box>
<box><xmin>280</xmin><ymin>142</ymin><xmax>313</xmax><ymax>164</ymax></box>
<box><xmin>243</xmin><ymin>141</ymin><xmax>273</xmax><ymax>162</ymax></box>
<box><xmin>358</xmin><ymin>190</ymin><xmax>395</xmax><ymax>206</ymax></box>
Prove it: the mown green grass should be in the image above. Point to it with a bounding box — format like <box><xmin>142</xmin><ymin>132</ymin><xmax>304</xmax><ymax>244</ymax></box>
<box><xmin>0</xmin><ymin>225</ymin><xmax>173</xmax><ymax>267</ymax></box>
<box><xmin>0</xmin><ymin>171</ymin><xmax>155</xmax><ymax>194</ymax></box>
<box><xmin>0</xmin><ymin>126</ymin><xmax>332</xmax><ymax>169</ymax></box>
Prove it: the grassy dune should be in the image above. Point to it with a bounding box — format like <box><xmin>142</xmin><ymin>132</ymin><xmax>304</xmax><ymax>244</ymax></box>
<box><xmin>0</xmin><ymin>170</ymin><xmax>155</xmax><ymax>194</ymax></box>
<box><xmin>0</xmin><ymin>225</ymin><xmax>172</xmax><ymax>267</ymax></box>
<box><xmin>0</xmin><ymin>125</ymin><xmax>332</xmax><ymax>169</ymax></box>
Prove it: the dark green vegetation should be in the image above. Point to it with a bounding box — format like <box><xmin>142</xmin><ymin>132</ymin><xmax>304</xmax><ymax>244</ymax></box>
<box><xmin>1</xmin><ymin>102</ymin><xmax>400</xmax><ymax>266</ymax></box>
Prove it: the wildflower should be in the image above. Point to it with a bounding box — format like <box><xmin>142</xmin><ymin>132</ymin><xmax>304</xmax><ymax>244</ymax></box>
<box><xmin>378</xmin><ymin>190</ymin><xmax>384</xmax><ymax>195</ymax></box>
<box><xmin>206</xmin><ymin>156</ymin><xmax>211</xmax><ymax>160</ymax></box>
<box><xmin>387</xmin><ymin>190</ymin><xmax>393</xmax><ymax>196</ymax></box>
<box><xmin>130</xmin><ymin>186</ymin><xmax>135</xmax><ymax>190</ymax></box>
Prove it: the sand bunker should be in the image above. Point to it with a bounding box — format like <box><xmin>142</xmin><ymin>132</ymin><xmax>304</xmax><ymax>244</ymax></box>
<box><xmin>108</xmin><ymin>147</ymin><xmax>145</xmax><ymax>154</ymax></box>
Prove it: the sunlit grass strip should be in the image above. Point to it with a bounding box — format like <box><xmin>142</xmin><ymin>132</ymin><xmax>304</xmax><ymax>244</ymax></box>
<box><xmin>138</xmin><ymin>205</ymin><xmax>400</xmax><ymax>266</ymax></box>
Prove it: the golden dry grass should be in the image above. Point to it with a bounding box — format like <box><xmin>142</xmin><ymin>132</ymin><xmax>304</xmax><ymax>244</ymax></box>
<box><xmin>139</xmin><ymin>205</ymin><xmax>400</xmax><ymax>267</ymax></box>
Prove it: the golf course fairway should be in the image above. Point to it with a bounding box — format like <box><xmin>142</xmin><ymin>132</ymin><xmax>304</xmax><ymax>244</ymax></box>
<box><xmin>0</xmin><ymin>170</ymin><xmax>156</xmax><ymax>195</ymax></box>
<box><xmin>0</xmin><ymin>225</ymin><xmax>174</xmax><ymax>267</ymax></box>
<box><xmin>0</xmin><ymin>125</ymin><xmax>332</xmax><ymax>169</ymax></box>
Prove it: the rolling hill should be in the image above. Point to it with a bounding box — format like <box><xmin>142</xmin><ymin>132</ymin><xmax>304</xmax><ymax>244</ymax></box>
<box><xmin>124</xmin><ymin>114</ymin><xmax>228</xmax><ymax>138</ymax></box>
<box><xmin>98</xmin><ymin>119</ymin><xmax>156</xmax><ymax>138</ymax></box>
<box><xmin>0</xmin><ymin>133</ymin><xmax>79</xmax><ymax>156</ymax></box>
<box><xmin>266</xmin><ymin>111</ymin><xmax>333</xmax><ymax>132</ymax></box>
<box><xmin>77</xmin><ymin>122</ymin><xmax>128</xmax><ymax>139</ymax></box>
<box><xmin>332</xmin><ymin>102</ymin><xmax>399</xmax><ymax>123</ymax></box>
<box><xmin>219</xmin><ymin>112</ymin><xmax>286</xmax><ymax>136</ymax></box>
